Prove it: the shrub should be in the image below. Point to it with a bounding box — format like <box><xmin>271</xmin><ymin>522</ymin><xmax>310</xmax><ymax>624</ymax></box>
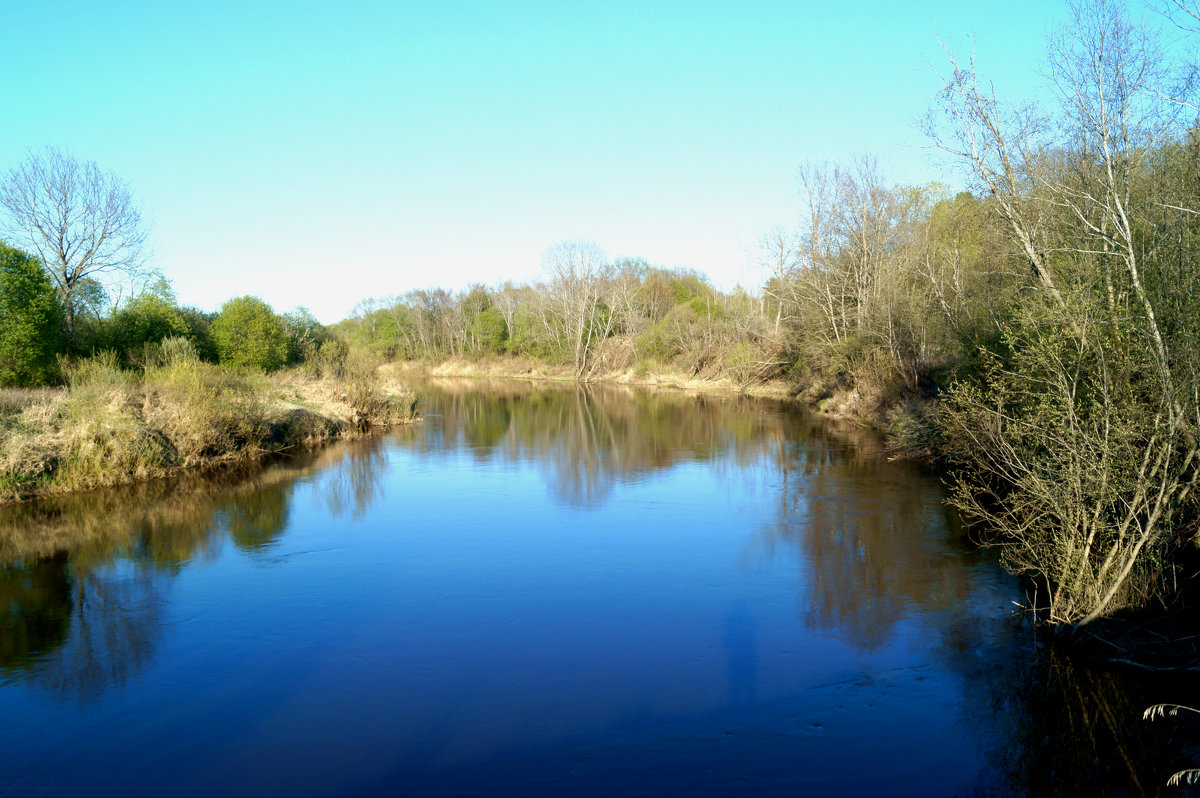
<box><xmin>107</xmin><ymin>279</ymin><xmax>190</xmax><ymax>365</ymax></box>
<box><xmin>178</xmin><ymin>306</ymin><xmax>218</xmax><ymax>361</ymax></box>
<box><xmin>0</xmin><ymin>243</ymin><xmax>62</xmax><ymax>386</ymax></box>
<box><xmin>722</xmin><ymin>342</ymin><xmax>761</xmax><ymax>386</ymax></box>
<box><xmin>472</xmin><ymin>307</ymin><xmax>508</xmax><ymax>356</ymax></box>
<box><xmin>310</xmin><ymin>338</ymin><xmax>350</xmax><ymax>379</ymax></box>
<box><xmin>211</xmin><ymin>296</ymin><xmax>289</xmax><ymax>371</ymax></box>
<box><xmin>58</xmin><ymin>349</ymin><xmax>128</xmax><ymax>391</ymax></box>
<box><xmin>634</xmin><ymin>320</ymin><xmax>676</xmax><ymax>362</ymax></box>
<box><xmin>282</xmin><ymin>307</ymin><xmax>325</xmax><ymax>364</ymax></box>
<box><xmin>137</xmin><ymin>336</ymin><xmax>200</xmax><ymax>371</ymax></box>
<box><xmin>142</xmin><ymin>358</ymin><xmax>266</xmax><ymax>464</ymax></box>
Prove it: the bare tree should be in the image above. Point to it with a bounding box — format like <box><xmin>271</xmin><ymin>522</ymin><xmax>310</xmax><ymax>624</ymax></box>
<box><xmin>754</xmin><ymin>225</ymin><xmax>799</xmax><ymax>335</ymax></box>
<box><xmin>543</xmin><ymin>240</ymin><xmax>610</xmax><ymax>376</ymax></box>
<box><xmin>0</xmin><ymin>147</ymin><xmax>149</xmax><ymax>340</ymax></box>
<box><xmin>926</xmin><ymin>45</ymin><xmax>1069</xmax><ymax>314</ymax></box>
<box><xmin>934</xmin><ymin>0</ymin><xmax>1200</xmax><ymax>626</ymax></box>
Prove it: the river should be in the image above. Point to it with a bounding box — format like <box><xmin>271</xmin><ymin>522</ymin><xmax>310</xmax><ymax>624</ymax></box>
<box><xmin>0</xmin><ymin>380</ymin><xmax>1194</xmax><ymax>796</ymax></box>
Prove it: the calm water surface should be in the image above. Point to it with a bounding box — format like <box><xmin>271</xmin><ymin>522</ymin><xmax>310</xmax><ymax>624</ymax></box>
<box><xmin>0</xmin><ymin>380</ymin><xmax>1194</xmax><ymax>796</ymax></box>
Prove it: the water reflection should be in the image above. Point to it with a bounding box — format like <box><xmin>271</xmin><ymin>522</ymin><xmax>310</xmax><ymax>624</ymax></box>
<box><xmin>0</xmin><ymin>553</ymin><xmax>72</xmax><ymax>675</ymax></box>
<box><xmin>406</xmin><ymin>381</ymin><xmax>1199</xmax><ymax>794</ymax></box>
<box><xmin>316</xmin><ymin>436</ymin><xmax>388</xmax><ymax>519</ymax></box>
<box><xmin>0</xmin><ymin>437</ymin><xmax>391</xmax><ymax>699</ymax></box>
<box><xmin>953</xmin><ymin>638</ymin><xmax>1200</xmax><ymax>797</ymax></box>
<box><xmin>417</xmin><ymin>379</ymin><xmax>977</xmax><ymax>651</ymax></box>
<box><xmin>0</xmin><ymin>379</ymin><xmax>1191</xmax><ymax>794</ymax></box>
<box><xmin>760</xmin><ymin>440</ymin><xmax>976</xmax><ymax>650</ymax></box>
<box><xmin>406</xmin><ymin>379</ymin><xmax>801</xmax><ymax>508</ymax></box>
<box><xmin>18</xmin><ymin>564</ymin><xmax>167</xmax><ymax>703</ymax></box>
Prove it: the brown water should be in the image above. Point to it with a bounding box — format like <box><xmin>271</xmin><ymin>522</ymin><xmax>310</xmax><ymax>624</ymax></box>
<box><xmin>0</xmin><ymin>380</ymin><xmax>1195</xmax><ymax>796</ymax></box>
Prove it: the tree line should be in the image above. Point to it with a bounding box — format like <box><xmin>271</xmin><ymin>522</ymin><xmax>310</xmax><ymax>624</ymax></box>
<box><xmin>336</xmin><ymin>241</ymin><xmax>773</xmax><ymax>384</ymax></box>
<box><xmin>333</xmin><ymin>0</ymin><xmax>1200</xmax><ymax>627</ymax></box>
<box><xmin>0</xmin><ymin>237</ymin><xmax>329</xmax><ymax>382</ymax></box>
<box><xmin>0</xmin><ymin>147</ymin><xmax>332</xmax><ymax>382</ymax></box>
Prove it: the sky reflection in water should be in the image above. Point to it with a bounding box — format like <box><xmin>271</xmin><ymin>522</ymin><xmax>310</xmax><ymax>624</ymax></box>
<box><xmin>0</xmin><ymin>380</ymin><xmax>1193</xmax><ymax>796</ymax></box>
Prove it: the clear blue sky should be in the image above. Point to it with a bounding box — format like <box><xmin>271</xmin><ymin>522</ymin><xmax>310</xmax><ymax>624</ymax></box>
<box><xmin>2</xmin><ymin>0</ymin><xmax>1067</xmax><ymax>323</ymax></box>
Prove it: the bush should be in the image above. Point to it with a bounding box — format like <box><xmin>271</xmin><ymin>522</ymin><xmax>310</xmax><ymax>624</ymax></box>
<box><xmin>472</xmin><ymin>308</ymin><xmax>508</xmax><ymax>356</ymax></box>
<box><xmin>142</xmin><ymin>358</ymin><xmax>266</xmax><ymax>464</ymax></box>
<box><xmin>631</xmin><ymin>358</ymin><xmax>655</xmax><ymax>378</ymax></box>
<box><xmin>722</xmin><ymin>342</ymin><xmax>761</xmax><ymax>386</ymax></box>
<box><xmin>59</xmin><ymin>349</ymin><xmax>128</xmax><ymax>391</ymax></box>
<box><xmin>0</xmin><ymin>243</ymin><xmax>62</xmax><ymax>386</ymax></box>
<box><xmin>309</xmin><ymin>339</ymin><xmax>350</xmax><ymax>379</ymax></box>
<box><xmin>107</xmin><ymin>279</ymin><xmax>190</xmax><ymax>365</ymax></box>
<box><xmin>178</xmin><ymin>306</ymin><xmax>218</xmax><ymax>361</ymax></box>
<box><xmin>211</xmin><ymin>296</ymin><xmax>289</xmax><ymax>371</ymax></box>
<box><xmin>137</xmin><ymin>336</ymin><xmax>200</xmax><ymax>371</ymax></box>
<box><xmin>52</xmin><ymin>352</ymin><xmax>157</xmax><ymax>487</ymax></box>
<box><xmin>282</xmin><ymin>307</ymin><xmax>325</xmax><ymax>364</ymax></box>
<box><xmin>635</xmin><ymin>319</ymin><xmax>677</xmax><ymax>362</ymax></box>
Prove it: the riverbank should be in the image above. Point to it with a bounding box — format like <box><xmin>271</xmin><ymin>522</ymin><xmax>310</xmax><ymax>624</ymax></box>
<box><xmin>386</xmin><ymin>358</ymin><xmax>1200</xmax><ymax>660</ymax></box>
<box><xmin>382</xmin><ymin>356</ymin><xmax>923</xmax><ymax>448</ymax></box>
<box><xmin>384</xmin><ymin>355</ymin><xmax>799</xmax><ymax>400</ymax></box>
<box><xmin>0</xmin><ymin>356</ymin><xmax>418</xmax><ymax>503</ymax></box>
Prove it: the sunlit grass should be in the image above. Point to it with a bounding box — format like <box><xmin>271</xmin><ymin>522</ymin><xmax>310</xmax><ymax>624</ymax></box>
<box><xmin>0</xmin><ymin>348</ymin><xmax>417</xmax><ymax>502</ymax></box>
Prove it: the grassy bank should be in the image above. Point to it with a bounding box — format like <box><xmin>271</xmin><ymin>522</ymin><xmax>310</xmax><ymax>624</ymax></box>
<box><xmin>382</xmin><ymin>355</ymin><xmax>923</xmax><ymax>451</ymax></box>
<box><xmin>382</xmin><ymin>355</ymin><xmax>798</xmax><ymax>399</ymax></box>
<box><xmin>0</xmin><ymin>352</ymin><xmax>417</xmax><ymax>503</ymax></box>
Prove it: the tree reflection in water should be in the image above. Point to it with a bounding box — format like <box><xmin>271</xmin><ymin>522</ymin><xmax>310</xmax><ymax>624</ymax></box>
<box><xmin>314</xmin><ymin>436</ymin><xmax>389</xmax><ymax>520</ymax></box>
<box><xmin>949</xmin><ymin>636</ymin><xmax>1200</xmax><ymax>797</ymax></box>
<box><xmin>412</xmin><ymin>380</ymin><xmax>1200</xmax><ymax>795</ymax></box>
<box><xmin>0</xmin><ymin>379</ymin><xmax>1194</xmax><ymax>792</ymax></box>
<box><xmin>757</xmin><ymin>423</ymin><xmax>976</xmax><ymax>650</ymax></box>
<box><xmin>17</xmin><ymin>564</ymin><xmax>167</xmax><ymax>703</ymax></box>
<box><xmin>0</xmin><ymin>437</ymin><xmax>390</xmax><ymax>700</ymax></box>
<box><xmin>409</xmin><ymin>379</ymin><xmax>784</xmax><ymax>508</ymax></box>
<box><xmin>0</xmin><ymin>552</ymin><xmax>72</xmax><ymax>676</ymax></box>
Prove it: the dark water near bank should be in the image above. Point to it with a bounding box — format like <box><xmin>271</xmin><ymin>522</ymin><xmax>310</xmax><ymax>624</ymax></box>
<box><xmin>1</xmin><ymin>380</ymin><xmax>1197</xmax><ymax>796</ymax></box>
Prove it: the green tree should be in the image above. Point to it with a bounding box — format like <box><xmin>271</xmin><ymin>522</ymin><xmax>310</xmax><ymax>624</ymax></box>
<box><xmin>211</xmin><ymin>296</ymin><xmax>288</xmax><ymax>371</ymax></box>
<box><xmin>472</xmin><ymin>307</ymin><xmax>508</xmax><ymax>356</ymax></box>
<box><xmin>0</xmin><ymin>242</ymin><xmax>62</xmax><ymax>385</ymax></box>
<box><xmin>108</xmin><ymin>278</ymin><xmax>190</xmax><ymax>362</ymax></box>
<box><xmin>177</xmin><ymin>306</ymin><xmax>218</xmax><ymax>362</ymax></box>
<box><xmin>281</xmin><ymin>307</ymin><xmax>326</xmax><ymax>364</ymax></box>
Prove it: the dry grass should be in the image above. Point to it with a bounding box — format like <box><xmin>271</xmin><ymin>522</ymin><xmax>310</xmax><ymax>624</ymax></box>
<box><xmin>382</xmin><ymin>356</ymin><xmax>793</xmax><ymax>398</ymax></box>
<box><xmin>0</xmin><ymin>386</ymin><xmax>60</xmax><ymax>417</ymax></box>
<box><xmin>142</xmin><ymin>359</ymin><xmax>267</xmax><ymax>465</ymax></box>
<box><xmin>0</xmin><ymin>353</ymin><xmax>418</xmax><ymax>503</ymax></box>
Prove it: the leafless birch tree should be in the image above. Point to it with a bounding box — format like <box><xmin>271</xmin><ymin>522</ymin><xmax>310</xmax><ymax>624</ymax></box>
<box><xmin>543</xmin><ymin>240</ymin><xmax>610</xmax><ymax>377</ymax></box>
<box><xmin>0</xmin><ymin>147</ymin><xmax>149</xmax><ymax>340</ymax></box>
<box><xmin>934</xmin><ymin>0</ymin><xmax>1200</xmax><ymax>625</ymax></box>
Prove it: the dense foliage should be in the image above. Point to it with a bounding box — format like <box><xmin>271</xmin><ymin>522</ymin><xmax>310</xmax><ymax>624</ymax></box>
<box><xmin>211</xmin><ymin>296</ymin><xmax>290</xmax><ymax>371</ymax></box>
<box><xmin>0</xmin><ymin>243</ymin><xmax>62</xmax><ymax>386</ymax></box>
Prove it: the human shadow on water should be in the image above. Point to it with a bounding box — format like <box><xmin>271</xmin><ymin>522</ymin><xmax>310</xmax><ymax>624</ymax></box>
<box><xmin>723</xmin><ymin>599</ymin><xmax>758</xmax><ymax>709</ymax></box>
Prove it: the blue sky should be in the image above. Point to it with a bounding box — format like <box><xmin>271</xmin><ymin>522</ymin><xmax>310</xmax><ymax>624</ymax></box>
<box><xmin>2</xmin><ymin>1</ymin><xmax>1068</xmax><ymax>322</ymax></box>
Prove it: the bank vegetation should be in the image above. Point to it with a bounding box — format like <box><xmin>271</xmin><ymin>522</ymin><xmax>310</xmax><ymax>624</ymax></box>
<box><xmin>3</xmin><ymin>0</ymin><xmax>1199</xmax><ymax>631</ymax></box>
<box><xmin>0</xmin><ymin>341</ymin><xmax>417</xmax><ymax>503</ymax></box>
<box><xmin>329</xmin><ymin>1</ymin><xmax>1200</xmax><ymax>630</ymax></box>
